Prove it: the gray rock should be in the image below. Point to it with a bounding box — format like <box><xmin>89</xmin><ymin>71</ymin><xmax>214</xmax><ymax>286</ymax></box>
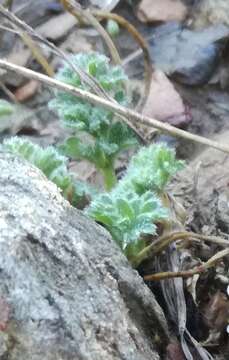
<box><xmin>0</xmin><ymin>152</ymin><xmax>168</xmax><ymax>360</ymax></box>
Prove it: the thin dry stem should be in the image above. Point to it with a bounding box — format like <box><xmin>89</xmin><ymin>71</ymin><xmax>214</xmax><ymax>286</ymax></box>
<box><xmin>0</xmin><ymin>80</ymin><xmax>17</xmax><ymax>103</ymax></box>
<box><xmin>93</xmin><ymin>10</ymin><xmax>152</xmax><ymax>111</ymax></box>
<box><xmin>1</xmin><ymin>59</ymin><xmax>229</xmax><ymax>153</ymax></box>
<box><xmin>19</xmin><ymin>32</ymin><xmax>54</xmax><ymax>77</ymax></box>
<box><xmin>61</xmin><ymin>0</ymin><xmax>121</xmax><ymax>65</ymax></box>
<box><xmin>133</xmin><ymin>230</ymin><xmax>229</xmax><ymax>267</ymax></box>
<box><xmin>0</xmin><ymin>5</ymin><xmax>111</xmax><ymax>99</ymax></box>
<box><xmin>144</xmin><ymin>248</ymin><xmax>229</xmax><ymax>281</ymax></box>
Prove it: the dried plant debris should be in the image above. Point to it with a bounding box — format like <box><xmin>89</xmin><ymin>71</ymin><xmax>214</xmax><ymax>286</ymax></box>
<box><xmin>191</xmin><ymin>0</ymin><xmax>229</xmax><ymax>29</ymax></box>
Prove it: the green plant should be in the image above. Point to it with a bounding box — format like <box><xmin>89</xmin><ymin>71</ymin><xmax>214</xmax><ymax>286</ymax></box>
<box><xmin>49</xmin><ymin>52</ymin><xmax>138</xmax><ymax>190</ymax></box>
<box><xmin>86</xmin><ymin>143</ymin><xmax>184</xmax><ymax>266</ymax></box>
<box><xmin>3</xmin><ymin>135</ymin><xmax>183</xmax><ymax>266</ymax></box>
<box><xmin>3</xmin><ymin>137</ymin><xmax>97</xmax><ymax>207</ymax></box>
<box><xmin>0</xmin><ymin>99</ymin><xmax>14</xmax><ymax>117</ymax></box>
<box><xmin>120</xmin><ymin>143</ymin><xmax>184</xmax><ymax>195</ymax></box>
<box><xmin>2</xmin><ymin>52</ymin><xmax>184</xmax><ymax>267</ymax></box>
<box><xmin>86</xmin><ymin>188</ymin><xmax>167</xmax><ymax>265</ymax></box>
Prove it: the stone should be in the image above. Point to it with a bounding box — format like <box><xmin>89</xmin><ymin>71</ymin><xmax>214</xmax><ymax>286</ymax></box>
<box><xmin>0</xmin><ymin>151</ymin><xmax>168</xmax><ymax>359</ymax></box>
<box><xmin>137</xmin><ymin>0</ymin><xmax>187</xmax><ymax>23</ymax></box>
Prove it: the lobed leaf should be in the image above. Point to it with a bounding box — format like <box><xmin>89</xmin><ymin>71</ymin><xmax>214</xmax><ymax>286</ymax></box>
<box><xmin>85</xmin><ymin>188</ymin><xmax>168</xmax><ymax>259</ymax></box>
<box><xmin>3</xmin><ymin>137</ymin><xmax>96</xmax><ymax>207</ymax></box>
<box><xmin>121</xmin><ymin>143</ymin><xmax>185</xmax><ymax>194</ymax></box>
<box><xmin>49</xmin><ymin>52</ymin><xmax>128</xmax><ymax>136</ymax></box>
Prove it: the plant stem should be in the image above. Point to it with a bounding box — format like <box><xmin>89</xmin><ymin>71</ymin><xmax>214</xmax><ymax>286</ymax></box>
<box><xmin>102</xmin><ymin>166</ymin><xmax>117</xmax><ymax>191</ymax></box>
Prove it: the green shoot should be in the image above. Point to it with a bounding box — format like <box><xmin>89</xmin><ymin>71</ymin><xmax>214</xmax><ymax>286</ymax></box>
<box><xmin>120</xmin><ymin>143</ymin><xmax>184</xmax><ymax>195</ymax></box>
<box><xmin>86</xmin><ymin>188</ymin><xmax>168</xmax><ymax>266</ymax></box>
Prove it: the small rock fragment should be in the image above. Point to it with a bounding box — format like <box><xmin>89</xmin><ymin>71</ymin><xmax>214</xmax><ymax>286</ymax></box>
<box><xmin>36</xmin><ymin>13</ymin><xmax>77</xmax><ymax>40</ymax></box>
<box><xmin>15</xmin><ymin>80</ymin><xmax>40</xmax><ymax>102</ymax></box>
<box><xmin>142</xmin><ymin>69</ymin><xmax>190</xmax><ymax>127</ymax></box>
<box><xmin>137</xmin><ymin>0</ymin><xmax>187</xmax><ymax>23</ymax></box>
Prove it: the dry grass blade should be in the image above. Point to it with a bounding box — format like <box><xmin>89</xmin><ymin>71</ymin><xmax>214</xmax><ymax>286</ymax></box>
<box><xmin>61</xmin><ymin>0</ymin><xmax>122</xmax><ymax>65</ymax></box>
<box><xmin>0</xmin><ymin>4</ymin><xmax>110</xmax><ymax>99</ymax></box>
<box><xmin>133</xmin><ymin>230</ymin><xmax>229</xmax><ymax>266</ymax></box>
<box><xmin>93</xmin><ymin>9</ymin><xmax>152</xmax><ymax>111</ymax></box>
<box><xmin>1</xmin><ymin>59</ymin><xmax>229</xmax><ymax>153</ymax></box>
<box><xmin>19</xmin><ymin>32</ymin><xmax>54</xmax><ymax>76</ymax></box>
<box><xmin>157</xmin><ymin>249</ymin><xmax>214</xmax><ymax>360</ymax></box>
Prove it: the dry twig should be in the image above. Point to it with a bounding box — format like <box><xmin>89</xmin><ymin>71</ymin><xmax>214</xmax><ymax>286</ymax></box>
<box><xmin>144</xmin><ymin>248</ymin><xmax>229</xmax><ymax>281</ymax></box>
<box><xmin>1</xmin><ymin>59</ymin><xmax>229</xmax><ymax>153</ymax></box>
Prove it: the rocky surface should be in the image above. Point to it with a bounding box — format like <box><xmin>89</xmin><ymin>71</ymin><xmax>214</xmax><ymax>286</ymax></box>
<box><xmin>0</xmin><ymin>152</ymin><xmax>168</xmax><ymax>359</ymax></box>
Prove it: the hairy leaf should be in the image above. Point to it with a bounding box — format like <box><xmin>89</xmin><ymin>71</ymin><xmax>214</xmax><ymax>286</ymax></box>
<box><xmin>3</xmin><ymin>137</ymin><xmax>96</xmax><ymax>207</ymax></box>
<box><xmin>85</xmin><ymin>188</ymin><xmax>168</xmax><ymax>261</ymax></box>
<box><xmin>121</xmin><ymin>143</ymin><xmax>184</xmax><ymax>193</ymax></box>
<box><xmin>49</xmin><ymin>52</ymin><xmax>128</xmax><ymax>136</ymax></box>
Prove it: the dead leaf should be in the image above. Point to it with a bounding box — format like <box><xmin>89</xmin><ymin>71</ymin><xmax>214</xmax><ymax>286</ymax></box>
<box><xmin>166</xmin><ymin>342</ymin><xmax>186</xmax><ymax>360</ymax></box>
<box><xmin>203</xmin><ymin>291</ymin><xmax>229</xmax><ymax>332</ymax></box>
<box><xmin>142</xmin><ymin>69</ymin><xmax>190</xmax><ymax>127</ymax></box>
<box><xmin>15</xmin><ymin>80</ymin><xmax>40</xmax><ymax>102</ymax></box>
<box><xmin>137</xmin><ymin>0</ymin><xmax>187</xmax><ymax>23</ymax></box>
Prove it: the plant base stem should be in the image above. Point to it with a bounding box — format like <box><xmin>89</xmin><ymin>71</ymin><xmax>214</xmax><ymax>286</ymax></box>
<box><xmin>102</xmin><ymin>166</ymin><xmax>117</xmax><ymax>191</ymax></box>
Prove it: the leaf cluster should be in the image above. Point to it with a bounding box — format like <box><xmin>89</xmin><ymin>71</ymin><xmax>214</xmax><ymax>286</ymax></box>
<box><xmin>86</xmin><ymin>188</ymin><xmax>167</xmax><ymax>264</ymax></box>
<box><xmin>85</xmin><ymin>143</ymin><xmax>183</xmax><ymax>265</ymax></box>
<box><xmin>49</xmin><ymin>52</ymin><xmax>138</xmax><ymax>189</ymax></box>
<box><xmin>3</xmin><ymin>137</ymin><xmax>97</xmax><ymax>207</ymax></box>
<box><xmin>120</xmin><ymin>143</ymin><xmax>185</xmax><ymax>194</ymax></box>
